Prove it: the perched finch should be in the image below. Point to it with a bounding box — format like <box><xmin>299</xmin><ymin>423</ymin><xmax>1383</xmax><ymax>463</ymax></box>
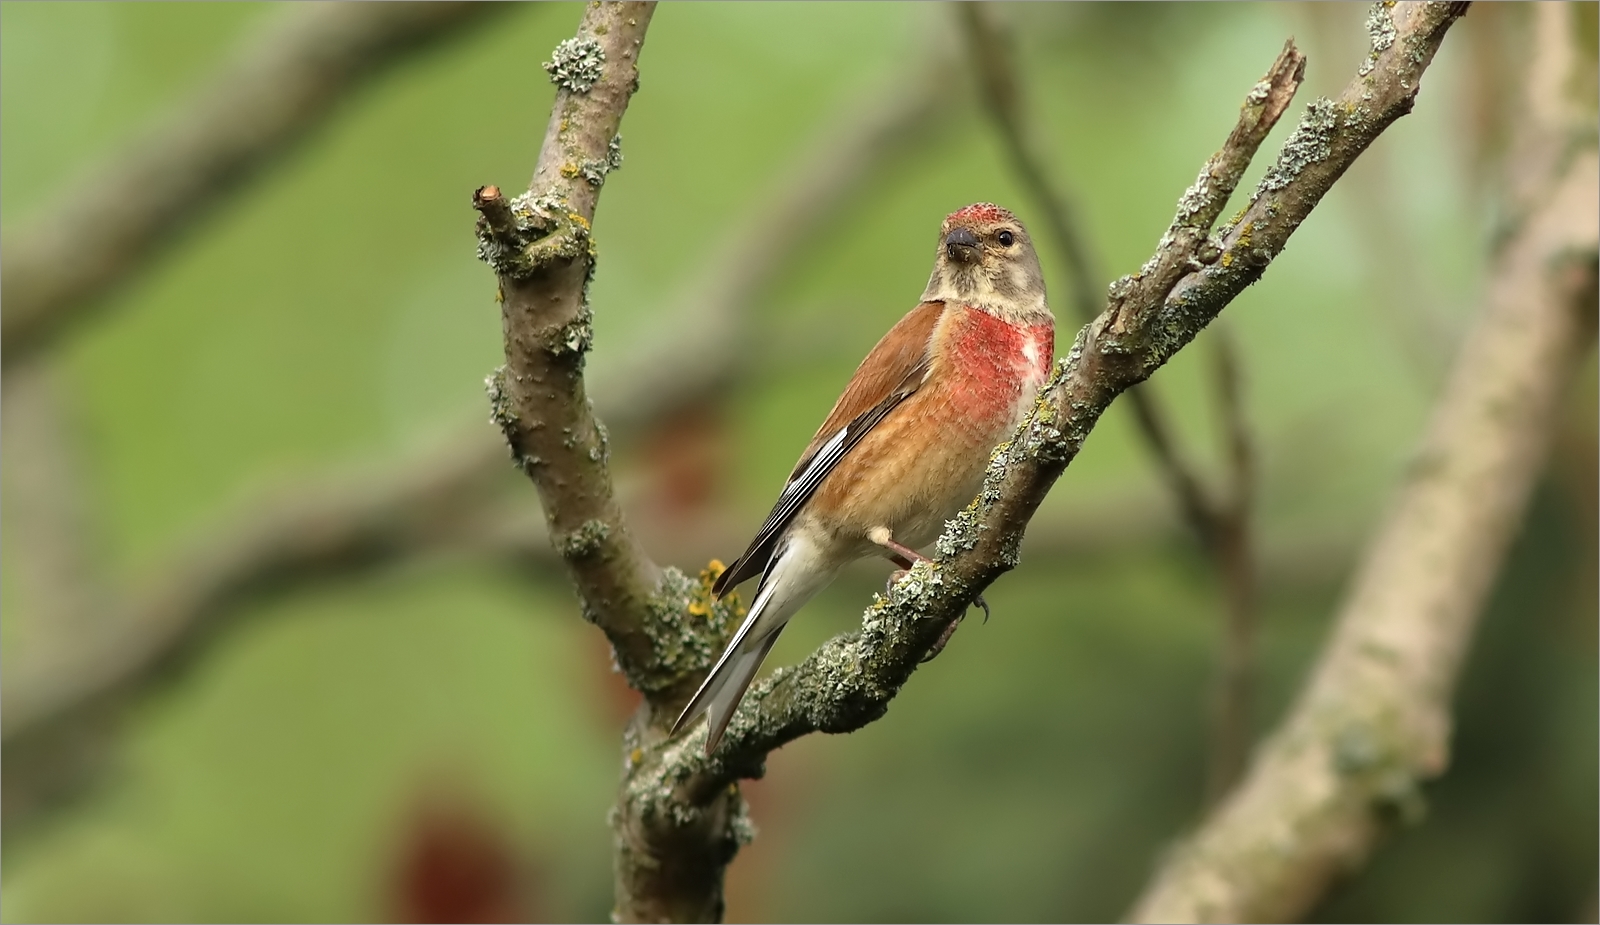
<box><xmin>674</xmin><ymin>203</ymin><xmax>1055</xmax><ymax>753</ymax></box>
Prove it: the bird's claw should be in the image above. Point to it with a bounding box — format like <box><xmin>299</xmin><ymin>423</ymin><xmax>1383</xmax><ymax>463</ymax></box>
<box><xmin>921</xmin><ymin>617</ymin><xmax>962</xmax><ymax>664</ymax></box>
<box><xmin>919</xmin><ymin>595</ymin><xmax>991</xmax><ymax>663</ymax></box>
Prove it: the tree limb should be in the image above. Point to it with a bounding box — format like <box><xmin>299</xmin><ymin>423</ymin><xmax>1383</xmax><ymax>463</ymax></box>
<box><xmin>606</xmin><ymin>5</ymin><xmax>1467</xmax><ymax>922</ymax></box>
<box><xmin>469</xmin><ymin>7</ymin><xmax>740</xmax><ymax>921</ymax></box>
<box><xmin>1127</xmin><ymin>4</ymin><xmax>1599</xmax><ymax>921</ymax></box>
<box><xmin>959</xmin><ymin>3</ymin><xmax>1277</xmax><ymax>801</ymax></box>
<box><xmin>1</xmin><ymin>1</ymin><xmax>508</xmax><ymax>365</ymax></box>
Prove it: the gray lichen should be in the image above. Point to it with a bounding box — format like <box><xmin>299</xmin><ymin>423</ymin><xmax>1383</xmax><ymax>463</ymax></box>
<box><xmin>579</xmin><ymin>134</ymin><xmax>624</xmax><ymax>186</ymax></box>
<box><xmin>544</xmin><ymin>37</ymin><xmax>605</xmax><ymax>93</ymax></box>
<box><xmin>546</xmin><ymin>304</ymin><xmax>595</xmax><ymax>358</ymax></box>
<box><xmin>560</xmin><ymin>518</ymin><xmax>612</xmax><ymax>559</ymax></box>
<box><xmin>485</xmin><ymin>366</ymin><xmax>516</xmax><ymax>431</ymax></box>
<box><xmin>486</xmin><ymin>365</ymin><xmax>543</xmax><ymax>470</ymax></box>
<box><xmin>589</xmin><ymin>415</ymin><xmax>611</xmax><ymax>465</ymax></box>
<box><xmin>1359</xmin><ymin>2</ymin><xmax>1398</xmax><ymax>77</ymax></box>
<box><xmin>634</xmin><ymin>564</ymin><xmax>741</xmax><ymax>694</ymax></box>
<box><xmin>727</xmin><ymin>793</ymin><xmax>758</xmax><ymax>846</ymax></box>
<box><xmin>1253</xmin><ymin>97</ymin><xmax>1339</xmax><ymax>197</ymax></box>
<box><xmin>1173</xmin><ymin>164</ymin><xmax>1217</xmax><ymax>226</ymax></box>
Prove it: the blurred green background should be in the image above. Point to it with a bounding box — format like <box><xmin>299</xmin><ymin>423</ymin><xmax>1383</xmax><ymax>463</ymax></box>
<box><xmin>2</xmin><ymin>3</ymin><xmax>1594</xmax><ymax>922</ymax></box>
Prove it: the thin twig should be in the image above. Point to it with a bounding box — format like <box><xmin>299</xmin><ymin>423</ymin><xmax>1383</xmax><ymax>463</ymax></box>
<box><xmin>1203</xmin><ymin>328</ymin><xmax>1258</xmax><ymax>806</ymax></box>
<box><xmin>1127</xmin><ymin>5</ymin><xmax>1600</xmax><ymax>921</ymax></box>
<box><xmin>621</xmin><ymin>11</ymin><xmax>1467</xmax><ymax>923</ymax></box>
<box><xmin>1</xmin><ymin>2</ymin><xmax>509</xmax><ymax>366</ymax></box>
<box><xmin>959</xmin><ymin>2</ymin><xmax>1274</xmax><ymax>801</ymax></box>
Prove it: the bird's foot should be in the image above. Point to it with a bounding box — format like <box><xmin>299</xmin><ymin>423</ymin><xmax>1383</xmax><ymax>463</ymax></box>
<box><xmin>919</xmin><ymin>594</ymin><xmax>990</xmax><ymax>664</ymax></box>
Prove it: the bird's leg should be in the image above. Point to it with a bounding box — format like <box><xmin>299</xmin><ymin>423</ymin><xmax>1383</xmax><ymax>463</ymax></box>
<box><xmin>868</xmin><ymin>528</ymin><xmax>991</xmax><ymax>659</ymax></box>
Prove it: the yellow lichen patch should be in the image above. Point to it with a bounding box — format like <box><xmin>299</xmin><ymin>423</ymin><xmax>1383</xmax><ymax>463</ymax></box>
<box><xmin>629</xmin><ymin>747</ymin><xmax>643</xmax><ymax>766</ymax></box>
<box><xmin>561</xmin><ymin>163</ymin><xmax>581</xmax><ymax>179</ymax></box>
<box><xmin>569</xmin><ymin>212</ymin><xmax>591</xmax><ymax>230</ymax></box>
<box><xmin>1222</xmin><ymin>252</ymin><xmax>1235</xmax><ymax>268</ymax></box>
<box><xmin>688</xmin><ymin>598</ymin><xmax>710</xmax><ymax>618</ymax></box>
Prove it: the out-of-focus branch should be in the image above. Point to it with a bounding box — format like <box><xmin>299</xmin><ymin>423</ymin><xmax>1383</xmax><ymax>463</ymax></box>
<box><xmin>0</xmin><ymin>438</ymin><xmax>509</xmax><ymax>749</ymax></box>
<box><xmin>1203</xmin><ymin>326</ymin><xmax>1259</xmax><ymax>804</ymax></box>
<box><xmin>1</xmin><ymin>2</ymin><xmax>508</xmax><ymax>365</ymax></box>
<box><xmin>0</xmin><ymin>362</ymin><xmax>107</xmax><ymax>678</ymax></box>
<box><xmin>1128</xmin><ymin>5</ymin><xmax>1600</xmax><ymax>922</ymax></box>
<box><xmin>624</xmin><ymin>9</ymin><xmax>1466</xmax><ymax>916</ymax></box>
<box><xmin>960</xmin><ymin>2</ymin><xmax>1274</xmax><ymax>800</ymax></box>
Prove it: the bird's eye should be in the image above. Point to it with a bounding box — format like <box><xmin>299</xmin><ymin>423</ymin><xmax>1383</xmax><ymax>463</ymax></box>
<box><xmin>997</xmin><ymin>230</ymin><xmax>1015</xmax><ymax>247</ymax></box>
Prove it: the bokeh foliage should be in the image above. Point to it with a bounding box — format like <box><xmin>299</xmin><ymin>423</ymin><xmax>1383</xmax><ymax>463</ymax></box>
<box><xmin>2</xmin><ymin>3</ymin><xmax>1593</xmax><ymax>922</ymax></box>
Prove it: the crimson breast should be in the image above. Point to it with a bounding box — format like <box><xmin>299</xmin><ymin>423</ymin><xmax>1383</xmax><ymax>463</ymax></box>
<box><xmin>941</xmin><ymin>307</ymin><xmax>1054</xmax><ymax>427</ymax></box>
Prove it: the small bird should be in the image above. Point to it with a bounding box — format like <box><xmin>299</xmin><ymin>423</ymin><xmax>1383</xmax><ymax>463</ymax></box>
<box><xmin>673</xmin><ymin>203</ymin><xmax>1055</xmax><ymax>754</ymax></box>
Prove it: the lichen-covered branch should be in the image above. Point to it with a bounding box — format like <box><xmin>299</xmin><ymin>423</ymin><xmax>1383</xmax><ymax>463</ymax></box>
<box><xmin>1</xmin><ymin>1</ymin><xmax>508</xmax><ymax>366</ymax></box>
<box><xmin>1128</xmin><ymin>5</ymin><xmax>1597</xmax><ymax>920</ymax></box>
<box><xmin>472</xmin><ymin>7</ymin><xmax>747</xmax><ymax>921</ymax></box>
<box><xmin>959</xmin><ymin>4</ymin><xmax>1284</xmax><ymax>800</ymax></box>
<box><xmin>615</xmin><ymin>4</ymin><xmax>1470</xmax><ymax>905</ymax></box>
<box><xmin>473</xmin><ymin>3</ymin><xmax>666</xmax><ymax>690</ymax></box>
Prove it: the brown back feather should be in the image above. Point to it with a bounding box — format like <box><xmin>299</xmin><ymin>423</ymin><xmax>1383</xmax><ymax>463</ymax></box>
<box><xmin>712</xmin><ymin>301</ymin><xmax>946</xmax><ymax>597</ymax></box>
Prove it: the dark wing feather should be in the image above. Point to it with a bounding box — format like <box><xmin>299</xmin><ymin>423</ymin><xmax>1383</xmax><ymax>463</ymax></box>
<box><xmin>712</xmin><ymin>301</ymin><xmax>944</xmax><ymax>597</ymax></box>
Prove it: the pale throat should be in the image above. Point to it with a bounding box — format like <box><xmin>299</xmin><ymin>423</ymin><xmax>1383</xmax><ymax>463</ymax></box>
<box><xmin>921</xmin><ymin>260</ymin><xmax>1051</xmax><ymax>327</ymax></box>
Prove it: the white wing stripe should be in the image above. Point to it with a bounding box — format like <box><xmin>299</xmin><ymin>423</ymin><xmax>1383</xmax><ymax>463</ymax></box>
<box><xmin>784</xmin><ymin>426</ymin><xmax>848</xmax><ymax>498</ymax></box>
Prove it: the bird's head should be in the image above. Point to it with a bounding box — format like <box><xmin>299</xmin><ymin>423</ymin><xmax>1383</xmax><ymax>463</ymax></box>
<box><xmin>922</xmin><ymin>203</ymin><xmax>1050</xmax><ymax>325</ymax></box>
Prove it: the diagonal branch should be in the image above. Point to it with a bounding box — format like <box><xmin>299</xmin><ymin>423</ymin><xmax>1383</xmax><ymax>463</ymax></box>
<box><xmin>622</xmin><ymin>0</ymin><xmax>1468</xmax><ymax>898</ymax></box>
<box><xmin>959</xmin><ymin>3</ymin><xmax>1279</xmax><ymax>800</ymax></box>
<box><xmin>1</xmin><ymin>2</ymin><xmax>510</xmax><ymax>366</ymax></box>
<box><xmin>1127</xmin><ymin>4</ymin><xmax>1596</xmax><ymax>919</ymax></box>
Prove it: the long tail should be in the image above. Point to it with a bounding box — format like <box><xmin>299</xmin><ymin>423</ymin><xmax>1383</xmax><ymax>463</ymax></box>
<box><xmin>672</xmin><ymin>534</ymin><xmax>834</xmax><ymax>753</ymax></box>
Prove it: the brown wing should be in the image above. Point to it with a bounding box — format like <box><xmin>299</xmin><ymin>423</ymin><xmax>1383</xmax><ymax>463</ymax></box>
<box><xmin>713</xmin><ymin>300</ymin><xmax>945</xmax><ymax>596</ymax></box>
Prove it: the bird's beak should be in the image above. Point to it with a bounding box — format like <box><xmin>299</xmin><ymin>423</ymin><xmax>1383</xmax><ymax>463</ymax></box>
<box><xmin>944</xmin><ymin>227</ymin><xmax>980</xmax><ymax>263</ymax></box>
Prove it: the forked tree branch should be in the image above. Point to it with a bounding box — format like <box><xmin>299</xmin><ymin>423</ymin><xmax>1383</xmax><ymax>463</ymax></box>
<box><xmin>597</xmin><ymin>4</ymin><xmax>1466</xmax><ymax>922</ymax></box>
<box><xmin>1128</xmin><ymin>4</ymin><xmax>1595</xmax><ymax>920</ymax></box>
<box><xmin>468</xmin><ymin>3</ymin><xmax>1466</xmax><ymax>920</ymax></box>
<box><xmin>1</xmin><ymin>2</ymin><xmax>509</xmax><ymax>366</ymax></box>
